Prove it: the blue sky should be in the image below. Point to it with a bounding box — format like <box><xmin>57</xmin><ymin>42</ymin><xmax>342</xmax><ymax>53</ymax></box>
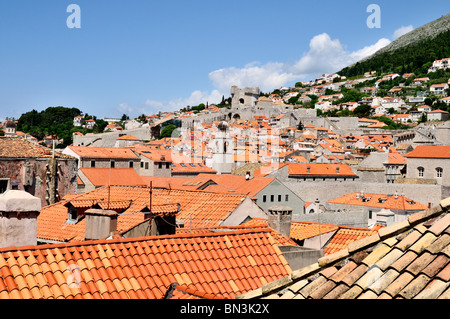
<box><xmin>0</xmin><ymin>1</ymin><xmax>448</xmax><ymax>119</ymax></box>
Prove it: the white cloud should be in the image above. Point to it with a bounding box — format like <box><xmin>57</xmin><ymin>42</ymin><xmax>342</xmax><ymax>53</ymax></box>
<box><xmin>349</xmin><ymin>38</ymin><xmax>391</xmax><ymax>62</ymax></box>
<box><xmin>209</xmin><ymin>62</ymin><xmax>298</xmax><ymax>93</ymax></box>
<box><xmin>208</xmin><ymin>33</ymin><xmax>391</xmax><ymax>94</ymax></box>
<box><xmin>137</xmin><ymin>32</ymin><xmax>392</xmax><ymax>114</ymax></box>
<box><xmin>393</xmin><ymin>25</ymin><xmax>414</xmax><ymax>40</ymax></box>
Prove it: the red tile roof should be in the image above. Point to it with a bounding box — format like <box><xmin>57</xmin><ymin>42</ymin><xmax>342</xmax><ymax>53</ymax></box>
<box><xmin>79</xmin><ymin>168</ymin><xmax>146</xmax><ymax>187</ymax></box>
<box><xmin>0</xmin><ymin>228</ymin><xmax>291</xmax><ymax>299</ymax></box>
<box><xmin>196</xmin><ymin>174</ymin><xmax>274</xmax><ymax>198</ymax></box>
<box><xmin>288</xmin><ymin>163</ymin><xmax>357</xmax><ymax>177</ymax></box>
<box><xmin>67</xmin><ymin>146</ymin><xmax>138</xmax><ymax>159</ymax></box>
<box><xmin>327</xmin><ymin>192</ymin><xmax>427</xmax><ymax>211</ymax></box>
<box><xmin>404</xmin><ymin>145</ymin><xmax>450</xmax><ymax>159</ymax></box>
<box><xmin>38</xmin><ymin>186</ymin><xmax>255</xmax><ymax>242</ymax></box>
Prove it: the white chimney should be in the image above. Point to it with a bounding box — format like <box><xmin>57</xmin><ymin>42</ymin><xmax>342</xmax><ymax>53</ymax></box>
<box><xmin>0</xmin><ymin>190</ymin><xmax>41</xmax><ymax>248</ymax></box>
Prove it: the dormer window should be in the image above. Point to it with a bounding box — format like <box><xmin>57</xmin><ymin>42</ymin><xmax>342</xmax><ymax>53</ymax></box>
<box><xmin>66</xmin><ymin>209</ymin><xmax>78</xmax><ymax>224</ymax></box>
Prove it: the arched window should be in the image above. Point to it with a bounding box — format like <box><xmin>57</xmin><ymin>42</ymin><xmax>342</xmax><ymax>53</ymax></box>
<box><xmin>436</xmin><ymin>167</ymin><xmax>443</xmax><ymax>178</ymax></box>
<box><xmin>239</xmin><ymin>98</ymin><xmax>245</xmax><ymax>104</ymax></box>
<box><xmin>418</xmin><ymin>167</ymin><xmax>424</xmax><ymax>177</ymax></box>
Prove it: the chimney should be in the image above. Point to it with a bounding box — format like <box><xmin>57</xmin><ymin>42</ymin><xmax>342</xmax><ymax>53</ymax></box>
<box><xmin>245</xmin><ymin>171</ymin><xmax>251</xmax><ymax>180</ymax></box>
<box><xmin>376</xmin><ymin>208</ymin><xmax>395</xmax><ymax>227</ymax></box>
<box><xmin>306</xmin><ymin>166</ymin><xmax>311</xmax><ymax>174</ymax></box>
<box><xmin>84</xmin><ymin>209</ymin><xmax>118</xmax><ymax>241</ymax></box>
<box><xmin>268</xmin><ymin>205</ymin><xmax>293</xmax><ymax>237</ymax></box>
<box><xmin>0</xmin><ymin>190</ymin><xmax>41</xmax><ymax>248</ymax></box>
<box><xmin>336</xmin><ymin>166</ymin><xmax>340</xmax><ymax>174</ymax></box>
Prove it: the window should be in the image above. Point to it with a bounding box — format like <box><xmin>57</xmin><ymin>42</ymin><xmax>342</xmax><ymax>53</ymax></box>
<box><xmin>166</xmin><ymin>163</ymin><xmax>170</xmax><ymax>169</ymax></box>
<box><xmin>129</xmin><ymin>161</ymin><xmax>134</xmax><ymax>168</ymax></box>
<box><xmin>145</xmin><ymin>162</ymin><xmax>149</xmax><ymax>170</ymax></box>
<box><xmin>263</xmin><ymin>195</ymin><xmax>267</xmax><ymax>203</ymax></box>
<box><xmin>418</xmin><ymin>167</ymin><xmax>424</xmax><ymax>177</ymax></box>
<box><xmin>369</xmin><ymin>210</ymin><xmax>373</xmax><ymax>219</ymax></box>
<box><xmin>436</xmin><ymin>167</ymin><xmax>443</xmax><ymax>178</ymax></box>
<box><xmin>0</xmin><ymin>179</ymin><xmax>9</xmax><ymax>194</ymax></box>
<box><xmin>278</xmin><ymin>195</ymin><xmax>282</xmax><ymax>202</ymax></box>
<box><xmin>270</xmin><ymin>195</ymin><xmax>274</xmax><ymax>202</ymax></box>
<box><xmin>158</xmin><ymin>162</ymin><xmax>163</xmax><ymax>169</ymax></box>
<box><xmin>91</xmin><ymin>160</ymin><xmax>95</xmax><ymax>168</ymax></box>
<box><xmin>140</xmin><ymin>161</ymin><xmax>144</xmax><ymax>168</ymax></box>
<box><xmin>285</xmin><ymin>194</ymin><xmax>289</xmax><ymax>202</ymax></box>
<box><xmin>66</xmin><ymin>209</ymin><xmax>78</xmax><ymax>224</ymax></box>
<box><xmin>110</xmin><ymin>161</ymin><xmax>115</xmax><ymax>168</ymax></box>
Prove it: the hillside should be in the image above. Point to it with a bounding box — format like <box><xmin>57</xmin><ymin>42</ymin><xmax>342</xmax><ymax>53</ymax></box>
<box><xmin>339</xmin><ymin>13</ymin><xmax>450</xmax><ymax>77</ymax></box>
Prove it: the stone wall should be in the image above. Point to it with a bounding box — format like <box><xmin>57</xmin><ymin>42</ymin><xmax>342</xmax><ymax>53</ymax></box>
<box><xmin>0</xmin><ymin>158</ymin><xmax>78</xmax><ymax>206</ymax></box>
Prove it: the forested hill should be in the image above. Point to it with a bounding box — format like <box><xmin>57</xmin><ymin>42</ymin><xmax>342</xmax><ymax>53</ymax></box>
<box><xmin>339</xmin><ymin>14</ymin><xmax>450</xmax><ymax>77</ymax></box>
<box><xmin>17</xmin><ymin>106</ymin><xmax>107</xmax><ymax>147</ymax></box>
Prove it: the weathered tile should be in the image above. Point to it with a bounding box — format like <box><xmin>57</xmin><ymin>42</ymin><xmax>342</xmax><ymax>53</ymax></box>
<box><xmin>414</xmin><ymin>279</ymin><xmax>450</xmax><ymax>299</ymax></box>
<box><xmin>287</xmin><ymin>280</ymin><xmax>308</xmax><ymax>294</ymax></box>
<box><xmin>368</xmin><ymin>269</ymin><xmax>400</xmax><ymax>295</ymax></box>
<box><xmin>398</xmin><ymin>274</ymin><xmax>430</xmax><ymax>299</ymax></box>
<box><xmin>355</xmin><ymin>266</ymin><xmax>383</xmax><ymax>290</ymax></box>
<box><xmin>341</xmin><ymin>264</ymin><xmax>368</xmax><ymax>287</ymax></box>
<box><xmin>338</xmin><ymin>285</ymin><xmax>363</xmax><ymax>299</ymax></box>
<box><xmin>361</xmin><ymin>244</ymin><xmax>391</xmax><ymax>266</ymax></box>
<box><xmin>409</xmin><ymin>233</ymin><xmax>438</xmax><ymax>254</ymax></box>
<box><xmin>440</xmin><ymin>198</ymin><xmax>450</xmax><ymax>210</ymax></box>
<box><xmin>309</xmin><ymin>280</ymin><xmax>337</xmax><ymax>299</ymax></box>
<box><xmin>437</xmin><ymin>286</ymin><xmax>450</xmax><ymax>299</ymax></box>
<box><xmin>319</xmin><ymin>266</ymin><xmax>338</xmax><ymax>279</ymax></box>
<box><xmin>291</xmin><ymin>263</ymin><xmax>321</xmax><ymax>281</ymax></box>
<box><xmin>261</xmin><ymin>276</ymin><xmax>292</xmax><ymax>295</ymax></box>
<box><xmin>390</xmin><ymin>251</ymin><xmax>418</xmax><ymax>272</ymax></box>
<box><xmin>298</xmin><ymin>275</ymin><xmax>327</xmax><ymax>298</ymax></box>
<box><xmin>408</xmin><ymin>205</ymin><xmax>443</xmax><ymax>226</ymax></box>
<box><xmin>375</xmin><ymin>248</ymin><xmax>403</xmax><ymax>271</ymax></box>
<box><xmin>395</xmin><ymin>230</ymin><xmax>422</xmax><ymax>251</ymax></box>
<box><xmin>378</xmin><ymin>220</ymin><xmax>410</xmax><ymax>240</ymax></box>
<box><xmin>384</xmin><ymin>272</ymin><xmax>415</xmax><ymax>297</ymax></box>
<box><xmin>421</xmin><ymin>255</ymin><xmax>450</xmax><ymax>278</ymax></box>
<box><xmin>318</xmin><ymin>249</ymin><xmax>349</xmax><ymax>267</ymax></box>
<box><xmin>425</xmin><ymin>233</ymin><xmax>450</xmax><ymax>255</ymax></box>
<box><xmin>350</xmin><ymin>251</ymin><xmax>369</xmax><ymax>264</ymax></box>
<box><xmin>348</xmin><ymin>234</ymin><xmax>380</xmax><ymax>253</ymax></box>
<box><xmin>405</xmin><ymin>252</ymin><xmax>435</xmax><ymax>275</ymax></box>
<box><xmin>322</xmin><ymin>284</ymin><xmax>350</xmax><ymax>299</ymax></box>
<box><xmin>428</xmin><ymin>214</ymin><xmax>450</xmax><ymax>236</ymax></box>
<box><xmin>377</xmin><ymin>292</ymin><xmax>393</xmax><ymax>299</ymax></box>
<box><xmin>436</xmin><ymin>263</ymin><xmax>450</xmax><ymax>282</ymax></box>
<box><xmin>329</xmin><ymin>261</ymin><xmax>358</xmax><ymax>283</ymax></box>
<box><xmin>358</xmin><ymin>290</ymin><xmax>378</xmax><ymax>299</ymax></box>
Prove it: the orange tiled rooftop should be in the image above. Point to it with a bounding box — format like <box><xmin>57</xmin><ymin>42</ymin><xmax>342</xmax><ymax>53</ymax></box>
<box><xmin>0</xmin><ymin>228</ymin><xmax>291</xmax><ymax>299</ymax></box>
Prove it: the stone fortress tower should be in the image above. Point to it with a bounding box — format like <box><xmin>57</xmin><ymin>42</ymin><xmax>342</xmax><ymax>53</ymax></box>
<box><xmin>230</xmin><ymin>86</ymin><xmax>260</xmax><ymax>110</ymax></box>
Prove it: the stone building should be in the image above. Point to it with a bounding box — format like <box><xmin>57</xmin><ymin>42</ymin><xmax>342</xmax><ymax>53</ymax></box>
<box><xmin>0</xmin><ymin>137</ymin><xmax>78</xmax><ymax>206</ymax></box>
<box><xmin>404</xmin><ymin>145</ymin><xmax>450</xmax><ymax>186</ymax></box>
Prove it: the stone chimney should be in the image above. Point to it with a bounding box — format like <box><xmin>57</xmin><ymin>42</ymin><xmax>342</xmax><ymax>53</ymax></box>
<box><xmin>84</xmin><ymin>209</ymin><xmax>118</xmax><ymax>241</ymax></box>
<box><xmin>268</xmin><ymin>205</ymin><xmax>293</xmax><ymax>237</ymax></box>
<box><xmin>376</xmin><ymin>208</ymin><xmax>395</xmax><ymax>227</ymax></box>
<box><xmin>0</xmin><ymin>190</ymin><xmax>41</xmax><ymax>248</ymax></box>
